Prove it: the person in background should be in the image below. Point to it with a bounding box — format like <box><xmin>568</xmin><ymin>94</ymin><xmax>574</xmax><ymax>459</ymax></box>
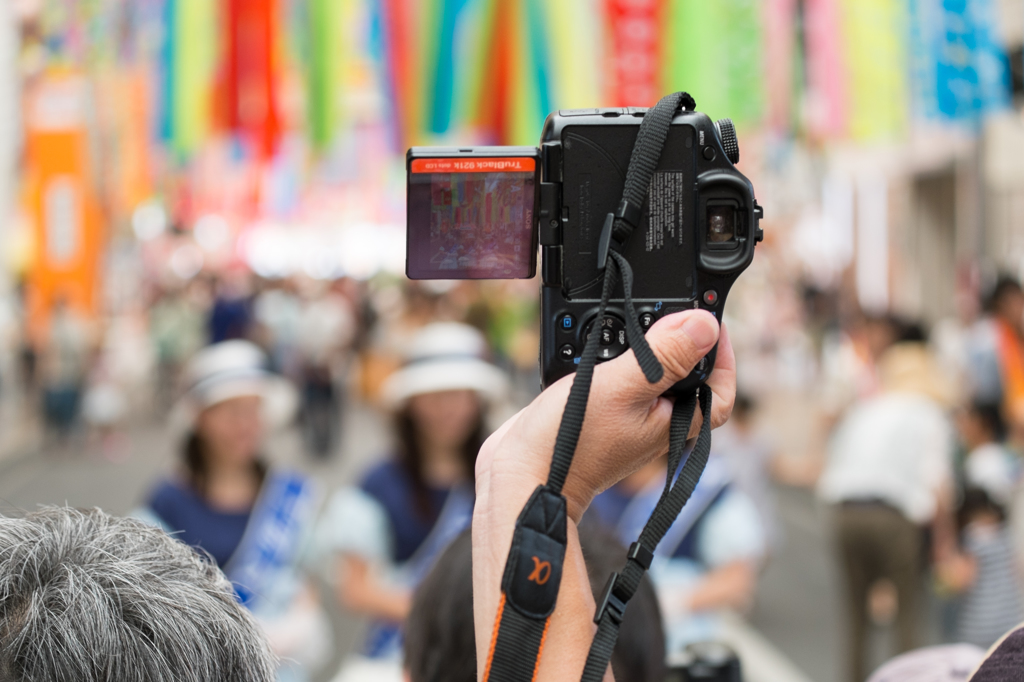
<box><xmin>0</xmin><ymin>507</ymin><xmax>276</xmax><ymax>682</ymax></box>
<box><xmin>136</xmin><ymin>340</ymin><xmax>329</xmax><ymax>682</ymax></box>
<box><xmin>403</xmin><ymin>524</ymin><xmax>665</xmax><ymax>682</ymax></box>
<box><xmin>252</xmin><ymin>279</ymin><xmax>303</xmax><ymax>378</ymax></box>
<box><xmin>317</xmin><ymin>322</ymin><xmax>507</xmax><ymax>665</ymax></box>
<box><xmin>937</xmin><ymin>488</ymin><xmax>1024</xmax><ymax>649</ymax></box>
<box><xmin>150</xmin><ymin>281</ymin><xmax>208</xmax><ymax>407</ymax></box>
<box><xmin>587</xmin><ymin>453</ymin><xmax>765</xmax><ymax>653</ymax></box>
<box><xmin>957</xmin><ymin>401</ymin><xmax>1019</xmax><ymax>509</ymax></box>
<box><xmin>709</xmin><ymin>391</ymin><xmax>781</xmax><ymax>549</ymax></box>
<box><xmin>817</xmin><ymin>337</ymin><xmax>956</xmax><ymax>682</ymax></box>
<box><xmin>209</xmin><ymin>271</ymin><xmax>254</xmax><ymax>344</ymax></box>
<box><xmin>971</xmin><ymin>277</ymin><xmax>1024</xmax><ymax>422</ymax></box>
<box><xmin>40</xmin><ymin>295</ymin><xmax>93</xmax><ymax>439</ymax></box>
<box><xmin>819</xmin><ymin>314</ymin><xmax>902</xmax><ymax>420</ymax></box>
<box><xmin>865</xmin><ymin>643</ymin><xmax>986</xmax><ymax>682</ymax></box>
<box><xmin>295</xmin><ymin>280</ymin><xmax>356</xmax><ymax>458</ymax></box>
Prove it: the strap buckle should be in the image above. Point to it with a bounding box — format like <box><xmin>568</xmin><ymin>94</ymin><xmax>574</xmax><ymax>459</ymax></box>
<box><xmin>597</xmin><ymin>200</ymin><xmax>640</xmax><ymax>270</ymax></box>
<box><xmin>627</xmin><ymin>541</ymin><xmax>654</xmax><ymax>570</ymax></box>
<box><xmin>594</xmin><ymin>572</ymin><xmax>628</xmax><ymax>625</ymax></box>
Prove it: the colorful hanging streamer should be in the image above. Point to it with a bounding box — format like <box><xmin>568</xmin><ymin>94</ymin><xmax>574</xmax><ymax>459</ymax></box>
<box><xmin>661</xmin><ymin>0</ymin><xmax>764</xmax><ymax>128</ymax></box>
<box><xmin>222</xmin><ymin>0</ymin><xmax>281</xmax><ymax>160</ymax></box>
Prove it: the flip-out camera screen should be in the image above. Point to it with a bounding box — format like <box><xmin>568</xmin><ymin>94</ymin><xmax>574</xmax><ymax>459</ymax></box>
<box><xmin>407</xmin><ymin>157</ymin><xmax>537</xmax><ymax>279</ymax></box>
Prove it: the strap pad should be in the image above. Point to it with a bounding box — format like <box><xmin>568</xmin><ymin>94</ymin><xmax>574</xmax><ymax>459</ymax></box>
<box><xmin>500</xmin><ymin>485</ymin><xmax>568</xmax><ymax>618</ymax></box>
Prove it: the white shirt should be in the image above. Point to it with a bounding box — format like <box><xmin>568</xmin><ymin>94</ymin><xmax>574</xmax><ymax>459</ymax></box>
<box><xmin>818</xmin><ymin>392</ymin><xmax>954</xmax><ymax>524</ymax></box>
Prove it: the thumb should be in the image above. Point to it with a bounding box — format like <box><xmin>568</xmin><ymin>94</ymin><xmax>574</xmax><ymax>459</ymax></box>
<box><xmin>595</xmin><ymin>309</ymin><xmax>720</xmax><ymax>405</ymax></box>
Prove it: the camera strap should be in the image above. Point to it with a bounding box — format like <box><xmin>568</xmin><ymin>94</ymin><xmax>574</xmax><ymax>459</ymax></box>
<box><xmin>482</xmin><ymin>92</ymin><xmax>714</xmax><ymax>682</ymax></box>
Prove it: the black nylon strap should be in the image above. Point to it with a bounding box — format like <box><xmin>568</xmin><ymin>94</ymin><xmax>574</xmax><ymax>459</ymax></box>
<box><xmin>485</xmin><ymin>604</ymin><xmax>548</xmax><ymax>682</ymax></box>
<box><xmin>581</xmin><ymin>388</ymin><xmax>713</xmax><ymax>682</ymax></box>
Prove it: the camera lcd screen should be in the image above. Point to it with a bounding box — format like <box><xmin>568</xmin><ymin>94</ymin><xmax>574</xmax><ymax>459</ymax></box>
<box><xmin>407</xmin><ymin>157</ymin><xmax>536</xmax><ymax>279</ymax></box>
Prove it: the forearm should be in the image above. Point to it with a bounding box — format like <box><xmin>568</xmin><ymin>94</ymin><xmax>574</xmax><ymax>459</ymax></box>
<box><xmin>472</xmin><ymin>462</ymin><xmax>609</xmax><ymax>681</ymax></box>
<box><xmin>336</xmin><ymin>556</ymin><xmax>412</xmax><ymax>623</ymax></box>
<box><xmin>348</xmin><ymin>586</ymin><xmax>412</xmax><ymax>623</ymax></box>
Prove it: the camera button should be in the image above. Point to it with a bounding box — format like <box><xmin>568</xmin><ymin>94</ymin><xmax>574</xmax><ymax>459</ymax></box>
<box><xmin>559</xmin><ymin>314</ymin><xmax>576</xmax><ymax>331</ymax></box>
<box><xmin>702</xmin><ymin>289</ymin><xmax>719</xmax><ymax>306</ymax></box>
<box><xmin>702</xmin><ymin>146</ymin><xmax>716</xmax><ymax>161</ymax></box>
<box><xmin>639</xmin><ymin>312</ymin><xmax>656</xmax><ymax>330</ymax></box>
<box><xmin>559</xmin><ymin>344</ymin><xmax>576</xmax><ymax>360</ymax></box>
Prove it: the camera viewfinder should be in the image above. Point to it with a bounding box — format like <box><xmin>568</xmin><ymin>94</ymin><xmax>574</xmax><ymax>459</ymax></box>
<box><xmin>707</xmin><ymin>204</ymin><xmax>737</xmax><ymax>244</ymax></box>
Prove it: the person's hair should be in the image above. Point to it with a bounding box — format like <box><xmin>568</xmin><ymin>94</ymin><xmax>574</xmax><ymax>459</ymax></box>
<box><xmin>0</xmin><ymin>506</ymin><xmax>276</xmax><ymax>682</ymax></box>
<box><xmin>404</xmin><ymin>531</ymin><xmax>477</xmax><ymax>682</ymax></box>
<box><xmin>183</xmin><ymin>430</ymin><xmax>267</xmax><ymax>498</ymax></box>
<box><xmin>958</xmin><ymin>487</ymin><xmax>1007</xmax><ymax>530</ymax></box>
<box><xmin>396</xmin><ymin>403</ymin><xmax>486</xmax><ymax>517</ymax></box>
<box><xmin>985</xmin><ymin>276</ymin><xmax>1023</xmax><ymax>313</ymax></box>
<box><xmin>966</xmin><ymin>400</ymin><xmax>1006</xmax><ymax>443</ymax></box>
<box><xmin>404</xmin><ymin>524</ymin><xmax>665</xmax><ymax>682</ymax></box>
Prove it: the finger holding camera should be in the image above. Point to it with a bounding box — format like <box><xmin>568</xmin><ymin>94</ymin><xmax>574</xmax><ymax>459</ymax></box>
<box><xmin>476</xmin><ymin>308</ymin><xmax>732</xmax><ymax>523</ymax></box>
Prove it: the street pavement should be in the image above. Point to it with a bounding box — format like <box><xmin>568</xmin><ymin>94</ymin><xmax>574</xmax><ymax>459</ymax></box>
<box><xmin>0</xmin><ymin>396</ymin><xmax>922</xmax><ymax>682</ymax></box>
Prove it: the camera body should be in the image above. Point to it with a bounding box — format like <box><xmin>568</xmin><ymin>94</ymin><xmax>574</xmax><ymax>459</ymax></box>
<box><xmin>406</xmin><ymin>106</ymin><xmax>761</xmax><ymax>393</ymax></box>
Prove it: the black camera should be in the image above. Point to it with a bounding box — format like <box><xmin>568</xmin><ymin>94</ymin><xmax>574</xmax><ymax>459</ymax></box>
<box><xmin>406</xmin><ymin>106</ymin><xmax>761</xmax><ymax>393</ymax></box>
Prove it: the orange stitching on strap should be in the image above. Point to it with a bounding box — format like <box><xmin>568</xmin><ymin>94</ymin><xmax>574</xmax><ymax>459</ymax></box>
<box><xmin>530</xmin><ymin>616</ymin><xmax>552</xmax><ymax>682</ymax></box>
<box><xmin>482</xmin><ymin>593</ymin><xmax>506</xmax><ymax>681</ymax></box>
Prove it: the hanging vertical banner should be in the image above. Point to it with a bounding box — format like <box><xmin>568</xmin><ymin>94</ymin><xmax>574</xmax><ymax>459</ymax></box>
<box><xmin>307</xmin><ymin>0</ymin><xmax>340</xmax><ymax>151</ymax></box>
<box><xmin>428</xmin><ymin>0</ymin><xmax>472</xmax><ymax>134</ymax></box>
<box><xmin>763</xmin><ymin>0</ymin><xmax>797</xmax><ymax>132</ymax></box>
<box><xmin>380</xmin><ymin>0</ymin><xmax>419</xmax><ymax>148</ymax></box>
<box><xmin>541</xmin><ymin>0</ymin><xmax>601</xmax><ymax>111</ymax></box>
<box><xmin>839</xmin><ymin>0</ymin><xmax>909</xmax><ymax>140</ymax></box>
<box><xmin>804</xmin><ymin>0</ymin><xmax>848</xmax><ymax>138</ymax></box>
<box><xmin>662</xmin><ymin>0</ymin><xmax>763</xmax><ymax>127</ymax></box>
<box><xmin>917</xmin><ymin>0</ymin><xmax>1012</xmax><ymax>122</ymax></box>
<box><xmin>22</xmin><ymin>74</ymin><xmax>104</xmax><ymax>339</ymax></box>
<box><xmin>223</xmin><ymin>0</ymin><xmax>281</xmax><ymax>159</ymax></box>
<box><xmin>171</xmin><ymin>0</ymin><xmax>217</xmax><ymax>157</ymax></box>
<box><xmin>475</xmin><ymin>0</ymin><xmax>512</xmax><ymax>143</ymax></box>
<box><xmin>605</xmin><ymin>0</ymin><xmax>665</xmax><ymax>107</ymax></box>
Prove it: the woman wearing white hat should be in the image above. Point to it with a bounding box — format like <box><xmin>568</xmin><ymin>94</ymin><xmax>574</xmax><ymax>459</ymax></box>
<box><xmin>317</xmin><ymin>322</ymin><xmax>507</xmax><ymax>667</ymax></box>
<box><xmin>136</xmin><ymin>340</ymin><xmax>329</xmax><ymax>682</ymax></box>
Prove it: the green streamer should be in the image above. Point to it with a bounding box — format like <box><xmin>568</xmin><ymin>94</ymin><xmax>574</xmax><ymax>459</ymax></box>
<box><xmin>308</xmin><ymin>0</ymin><xmax>339</xmax><ymax>151</ymax></box>
<box><xmin>662</xmin><ymin>0</ymin><xmax>763</xmax><ymax>128</ymax></box>
<box><xmin>172</xmin><ymin>0</ymin><xmax>215</xmax><ymax>157</ymax></box>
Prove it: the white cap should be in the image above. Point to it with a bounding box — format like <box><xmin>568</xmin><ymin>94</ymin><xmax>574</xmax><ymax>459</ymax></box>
<box><xmin>171</xmin><ymin>340</ymin><xmax>298</xmax><ymax>432</ymax></box>
<box><xmin>381</xmin><ymin>323</ymin><xmax>508</xmax><ymax>408</ymax></box>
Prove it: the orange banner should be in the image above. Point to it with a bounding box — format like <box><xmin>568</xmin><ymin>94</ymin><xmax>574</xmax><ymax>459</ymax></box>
<box><xmin>23</xmin><ymin>73</ymin><xmax>104</xmax><ymax>341</ymax></box>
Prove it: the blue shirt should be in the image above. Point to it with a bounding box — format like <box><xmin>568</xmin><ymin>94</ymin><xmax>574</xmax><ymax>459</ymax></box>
<box><xmin>208</xmin><ymin>296</ymin><xmax>252</xmax><ymax>344</ymax></box>
<box><xmin>588</xmin><ymin>482</ymin><xmax>730</xmax><ymax>562</ymax></box>
<box><xmin>359</xmin><ymin>461</ymin><xmax>449</xmax><ymax>563</ymax></box>
<box><xmin>146</xmin><ymin>479</ymin><xmax>251</xmax><ymax>567</ymax></box>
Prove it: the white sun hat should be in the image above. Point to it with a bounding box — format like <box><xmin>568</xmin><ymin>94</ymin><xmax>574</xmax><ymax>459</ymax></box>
<box><xmin>380</xmin><ymin>322</ymin><xmax>508</xmax><ymax>409</ymax></box>
<box><xmin>171</xmin><ymin>340</ymin><xmax>298</xmax><ymax>433</ymax></box>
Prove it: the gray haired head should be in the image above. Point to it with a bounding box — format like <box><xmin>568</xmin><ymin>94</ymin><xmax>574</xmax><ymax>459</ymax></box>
<box><xmin>0</xmin><ymin>507</ymin><xmax>276</xmax><ymax>682</ymax></box>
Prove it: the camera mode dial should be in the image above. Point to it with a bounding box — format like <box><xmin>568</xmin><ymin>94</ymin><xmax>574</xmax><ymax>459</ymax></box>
<box><xmin>714</xmin><ymin>118</ymin><xmax>740</xmax><ymax>164</ymax></box>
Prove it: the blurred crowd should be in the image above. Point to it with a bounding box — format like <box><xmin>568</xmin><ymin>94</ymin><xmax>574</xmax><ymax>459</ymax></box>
<box><xmin>2</xmin><ymin>268</ymin><xmax>1024</xmax><ymax>682</ymax></box>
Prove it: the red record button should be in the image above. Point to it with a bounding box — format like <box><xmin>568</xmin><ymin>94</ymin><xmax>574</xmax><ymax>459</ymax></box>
<box><xmin>702</xmin><ymin>289</ymin><xmax>718</xmax><ymax>305</ymax></box>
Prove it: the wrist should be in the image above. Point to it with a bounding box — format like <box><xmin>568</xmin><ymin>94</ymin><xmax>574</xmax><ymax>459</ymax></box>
<box><xmin>477</xmin><ymin>435</ymin><xmax>595</xmax><ymax>525</ymax></box>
